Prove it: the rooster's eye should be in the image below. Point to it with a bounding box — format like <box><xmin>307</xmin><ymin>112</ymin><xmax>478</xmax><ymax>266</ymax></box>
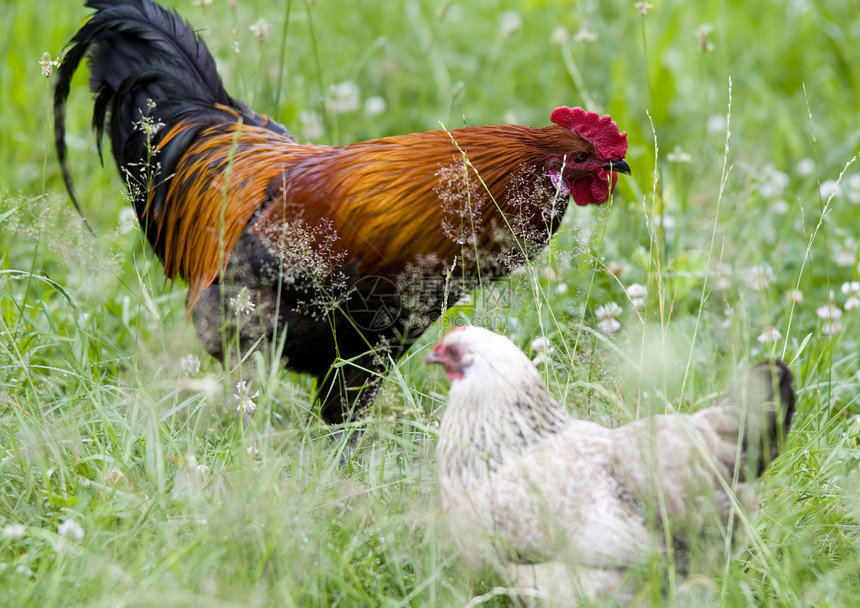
<box><xmin>572</xmin><ymin>151</ymin><xmax>588</xmax><ymax>163</ymax></box>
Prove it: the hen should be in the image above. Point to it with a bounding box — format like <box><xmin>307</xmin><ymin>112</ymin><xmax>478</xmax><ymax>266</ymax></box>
<box><xmin>426</xmin><ymin>326</ymin><xmax>796</xmax><ymax>603</ymax></box>
<box><xmin>54</xmin><ymin>0</ymin><xmax>630</xmax><ymax>423</ymax></box>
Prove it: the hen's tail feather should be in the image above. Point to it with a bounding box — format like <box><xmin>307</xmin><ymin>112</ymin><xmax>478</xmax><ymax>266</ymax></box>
<box><xmin>54</xmin><ymin>0</ymin><xmax>290</xmax><ymax>251</ymax></box>
<box><xmin>719</xmin><ymin>359</ymin><xmax>796</xmax><ymax>478</ymax></box>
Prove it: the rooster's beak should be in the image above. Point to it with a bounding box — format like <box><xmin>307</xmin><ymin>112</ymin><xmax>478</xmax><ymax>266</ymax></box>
<box><xmin>605</xmin><ymin>159</ymin><xmax>631</xmax><ymax>175</ymax></box>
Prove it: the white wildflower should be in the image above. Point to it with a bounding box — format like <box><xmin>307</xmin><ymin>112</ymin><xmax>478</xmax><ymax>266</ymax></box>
<box><xmin>325</xmin><ymin>81</ymin><xmax>361</xmax><ymax>114</ymax></box>
<box><xmin>770</xmin><ymin>199</ymin><xmax>790</xmax><ymax>214</ymax></box>
<box><xmin>118</xmin><ymin>206</ymin><xmax>138</xmax><ymax>234</ymax></box>
<box><xmin>530</xmin><ymin>336</ymin><xmax>554</xmax><ymax>354</ymax></box>
<box><xmin>842</xmin><ymin>281</ymin><xmax>860</xmax><ymax>311</ymax></box>
<box><xmin>846</xmin><ymin>174</ymin><xmax>860</xmax><ymax>204</ymax></box>
<box><xmin>742</xmin><ymin>264</ymin><xmax>775</xmax><ymax>291</ymax></box>
<box><xmin>819</xmin><ymin>179</ymin><xmax>841</xmax><ymax>200</ymax></box>
<box><xmin>635</xmin><ymin>2</ymin><xmax>653</xmax><ymax>16</ymax></box>
<box><xmin>299</xmin><ymin>110</ymin><xmax>323</xmax><ymax>141</ymax></box>
<box><xmin>556</xmin><ymin>282</ymin><xmax>569</xmax><ymax>295</ymax></box>
<box><xmin>193</xmin><ymin>0</ymin><xmax>213</xmax><ymax>5</ymax></box>
<box><xmin>653</xmin><ymin>214</ymin><xmax>675</xmax><ymax>232</ymax></box>
<box><xmin>627</xmin><ymin>283</ymin><xmax>647</xmax><ymax>309</ymax></box>
<box><xmin>40</xmin><ymin>52</ymin><xmax>59</xmax><ymax>78</ymax></box>
<box><xmin>756</xmin><ymin>326</ymin><xmax>782</xmax><ymax>344</ymax></box>
<box><xmin>230</xmin><ymin>286</ymin><xmax>256</xmax><ymax>316</ymax></box>
<box><xmin>822</xmin><ymin>319</ymin><xmax>843</xmax><ymax>335</ymax></box>
<box><xmin>499</xmin><ymin>11</ymin><xmax>522</xmax><ymax>38</ymax></box>
<box><xmin>57</xmin><ymin>519</ymin><xmax>85</xmax><ymax>542</ymax></box>
<box><xmin>816</xmin><ymin>302</ymin><xmax>842</xmax><ymax>320</ymax></box>
<box><xmin>249</xmin><ymin>18</ymin><xmax>268</xmax><ymax>42</ymax></box>
<box><xmin>795</xmin><ymin>158</ymin><xmax>815</xmax><ymax>177</ymax></box>
<box><xmin>532</xmin><ymin>351</ymin><xmax>549</xmax><ymax>367</ymax></box>
<box><xmin>574</xmin><ymin>25</ymin><xmax>598</xmax><ymax>43</ymax></box>
<box><xmin>706</xmin><ymin>114</ymin><xmax>727</xmax><ymax>135</ymax></box>
<box><xmin>758</xmin><ymin>164</ymin><xmax>790</xmax><ymax>199</ymax></box>
<box><xmin>364</xmin><ymin>96</ymin><xmax>386</xmax><ymax>116</ymax></box>
<box><xmin>596</xmin><ymin>302</ymin><xmax>622</xmax><ymax>334</ymax></box>
<box><xmin>597</xmin><ymin>317</ymin><xmax>622</xmax><ymax>334</ymax></box>
<box><xmin>234</xmin><ymin>381</ymin><xmax>259</xmax><ymax>415</ymax></box>
<box><xmin>3</xmin><ymin>523</ymin><xmax>26</xmax><ymax>539</ymax></box>
<box><xmin>667</xmin><ymin>145</ymin><xmax>692</xmax><ymax>164</ymax></box>
<box><xmin>15</xmin><ymin>564</ymin><xmax>34</xmax><ymax>577</ymax></box>
<box><xmin>180</xmin><ymin>354</ymin><xmax>201</xmax><ymax>376</ymax></box>
<box><xmin>713</xmin><ymin>263</ymin><xmax>733</xmax><ymax>291</ymax></box>
<box><xmin>195</xmin><ymin>463</ymin><xmax>211</xmax><ymax>476</ymax></box>
<box><xmin>834</xmin><ymin>243</ymin><xmax>856</xmax><ymax>267</ymax></box>
<box><xmin>551</xmin><ymin>26</ymin><xmax>569</xmax><ymax>45</ymax></box>
<box><xmin>785</xmin><ymin>289</ymin><xmax>804</xmax><ymax>305</ymax></box>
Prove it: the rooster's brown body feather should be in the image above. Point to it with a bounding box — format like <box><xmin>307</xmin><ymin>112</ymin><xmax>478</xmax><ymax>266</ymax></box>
<box><xmin>55</xmin><ymin>0</ymin><xmax>629</xmax><ymax>422</ymax></box>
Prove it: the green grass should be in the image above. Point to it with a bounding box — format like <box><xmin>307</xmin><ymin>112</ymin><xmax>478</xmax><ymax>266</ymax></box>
<box><xmin>1</xmin><ymin>0</ymin><xmax>860</xmax><ymax>605</ymax></box>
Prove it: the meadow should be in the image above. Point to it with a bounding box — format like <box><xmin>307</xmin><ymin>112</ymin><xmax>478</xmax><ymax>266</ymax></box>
<box><xmin>1</xmin><ymin>0</ymin><xmax>859</xmax><ymax>605</ymax></box>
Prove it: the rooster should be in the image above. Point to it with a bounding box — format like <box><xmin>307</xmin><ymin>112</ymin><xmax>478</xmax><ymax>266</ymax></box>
<box><xmin>54</xmin><ymin>0</ymin><xmax>630</xmax><ymax>424</ymax></box>
<box><xmin>426</xmin><ymin>326</ymin><xmax>796</xmax><ymax>603</ymax></box>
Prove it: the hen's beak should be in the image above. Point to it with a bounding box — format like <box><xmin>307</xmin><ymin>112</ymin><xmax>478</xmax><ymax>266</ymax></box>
<box><xmin>424</xmin><ymin>349</ymin><xmax>443</xmax><ymax>366</ymax></box>
<box><xmin>605</xmin><ymin>159</ymin><xmax>631</xmax><ymax>175</ymax></box>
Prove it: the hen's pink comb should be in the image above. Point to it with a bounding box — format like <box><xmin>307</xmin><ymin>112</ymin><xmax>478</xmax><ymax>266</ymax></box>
<box><xmin>550</xmin><ymin>106</ymin><xmax>628</xmax><ymax>159</ymax></box>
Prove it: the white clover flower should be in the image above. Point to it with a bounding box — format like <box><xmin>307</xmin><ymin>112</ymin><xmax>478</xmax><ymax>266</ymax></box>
<box><xmin>249</xmin><ymin>18</ymin><xmax>268</xmax><ymax>41</ymax></box>
<box><xmin>785</xmin><ymin>289</ymin><xmax>804</xmax><ymax>305</ymax></box>
<box><xmin>195</xmin><ymin>463</ymin><xmax>211</xmax><ymax>476</ymax></box>
<box><xmin>795</xmin><ymin>158</ymin><xmax>815</xmax><ymax>177</ymax></box>
<box><xmin>821</xmin><ymin>319</ymin><xmax>843</xmax><ymax>335</ymax></box>
<box><xmin>758</xmin><ymin>164</ymin><xmax>790</xmax><ymax>199</ymax></box>
<box><xmin>3</xmin><ymin>523</ymin><xmax>26</xmax><ymax>539</ymax></box>
<box><xmin>706</xmin><ymin>114</ymin><xmax>727</xmax><ymax>135</ymax></box>
<box><xmin>180</xmin><ymin>354</ymin><xmax>201</xmax><ymax>376</ymax></box>
<box><xmin>756</xmin><ymin>326</ymin><xmax>782</xmax><ymax>344</ymax></box>
<box><xmin>816</xmin><ymin>302</ymin><xmax>843</xmax><ymax>320</ymax></box>
<box><xmin>713</xmin><ymin>263</ymin><xmax>733</xmax><ymax>291</ymax></box>
<box><xmin>556</xmin><ymin>282</ymin><xmax>569</xmax><ymax>295</ymax></box>
<box><xmin>635</xmin><ymin>2</ymin><xmax>653</xmax><ymax>16</ymax></box>
<box><xmin>499</xmin><ymin>11</ymin><xmax>522</xmax><ymax>38</ymax></box>
<box><xmin>841</xmin><ymin>282</ymin><xmax>860</xmax><ymax>310</ymax></box>
<box><xmin>834</xmin><ymin>240</ymin><xmax>857</xmax><ymax>267</ymax></box>
<box><xmin>596</xmin><ymin>302</ymin><xmax>622</xmax><ymax>334</ymax></box>
<box><xmin>820</xmin><ymin>179</ymin><xmax>841</xmax><ymax>200</ymax></box>
<box><xmin>531</xmin><ymin>351</ymin><xmax>549</xmax><ymax>367</ymax></box>
<box><xmin>596</xmin><ymin>302</ymin><xmax>623</xmax><ymax>319</ymax></box>
<box><xmin>653</xmin><ymin>214</ymin><xmax>676</xmax><ymax>231</ymax></box>
<box><xmin>627</xmin><ymin>283</ymin><xmax>647</xmax><ymax>309</ymax></box>
<box><xmin>234</xmin><ymin>381</ymin><xmax>260</xmax><ymax>415</ymax></box>
<box><xmin>325</xmin><ymin>81</ymin><xmax>361</xmax><ymax>114</ymax></box>
<box><xmin>15</xmin><ymin>564</ymin><xmax>34</xmax><ymax>577</ymax></box>
<box><xmin>364</xmin><ymin>96</ymin><xmax>386</xmax><ymax>116</ymax></box>
<box><xmin>846</xmin><ymin>174</ymin><xmax>860</xmax><ymax>204</ymax></box>
<box><xmin>742</xmin><ymin>264</ymin><xmax>775</xmax><ymax>291</ymax></box>
<box><xmin>551</xmin><ymin>25</ymin><xmax>569</xmax><ymax>45</ymax></box>
<box><xmin>667</xmin><ymin>145</ymin><xmax>692</xmax><ymax>164</ymax></box>
<box><xmin>58</xmin><ymin>519</ymin><xmax>85</xmax><ymax>542</ymax></box>
<box><xmin>193</xmin><ymin>0</ymin><xmax>213</xmax><ymax>5</ymax></box>
<box><xmin>530</xmin><ymin>336</ymin><xmax>553</xmax><ymax>354</ymax></box>
<box><xmin>299</xmin><ymin>110</ymin><xmax>323</xmax><ymax>141</ymax></box>
<box><xmin>597</xmin><ymin>318</ymin><xmax>621</xmax><ymax>334</ymax></box>
<box><xmin>574</xmin><ymin>25</ymin><xmax>598</xmax><ymax>43</ymax></box>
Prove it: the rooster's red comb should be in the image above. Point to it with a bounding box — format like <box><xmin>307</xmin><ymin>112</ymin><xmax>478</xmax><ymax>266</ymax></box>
<box><xmin>550</xmin><ymin>106</ymin><xmax>628</xmax><ymax>160</ymax></box>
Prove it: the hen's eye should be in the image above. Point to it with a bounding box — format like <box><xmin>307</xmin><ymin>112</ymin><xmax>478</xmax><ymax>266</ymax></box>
<box><xmin>446</xmin><ymin>345</ymin><xmax>460</xmax><ymax>359</ymax></box>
